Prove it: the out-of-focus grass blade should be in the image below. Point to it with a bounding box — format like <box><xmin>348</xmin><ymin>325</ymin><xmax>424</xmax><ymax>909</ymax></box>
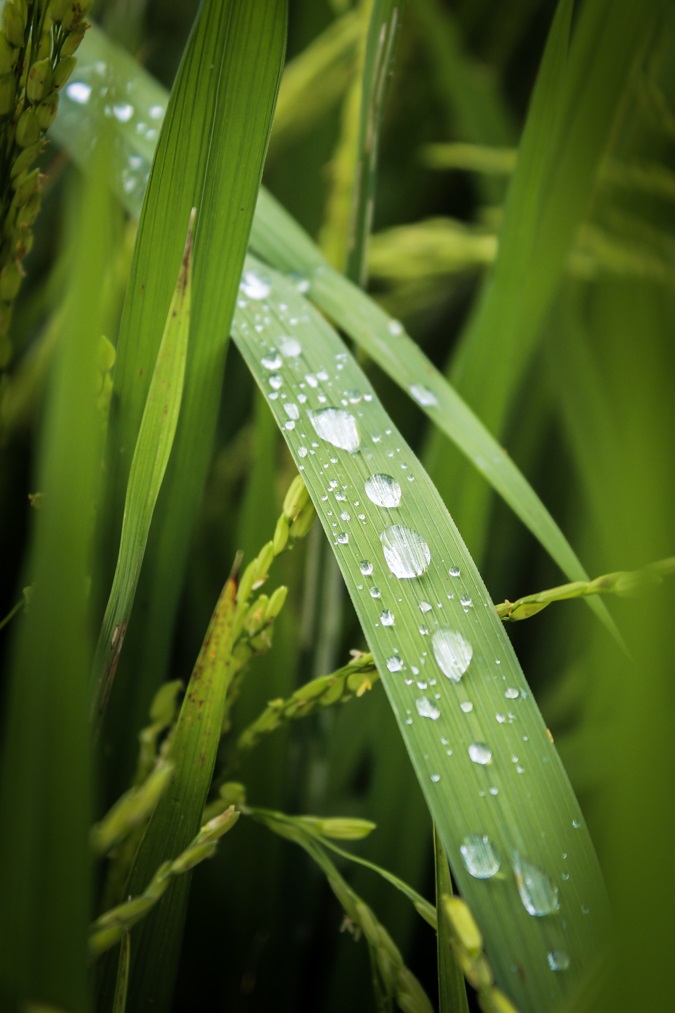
<box><xmin>231</xmin><ymin>255</ymin><xmax>611</xmax><ymax>1011</ymax></box>
<box><xmin>113</xmin><ymin>933</ymin><xmax>131</xmax><ymax>1013</ymax></box>
<box><xmin>425</xmin><ymin>0</ymin><xmax>660</xmax><ymax>555</ymax></box>
<box><xmin>0</xmin><ymin>170</ymin><xmax>111</xmax><ymax>1012</ymax></box>
<box><xmin>119</xmin><ymin>577</ymin><xmax>239</xmax><ymax>1012</ymax></box>
<box><xmin>92</xmin><ymin>210</ymin><xmax>193</xmax><ymax>726</ymax></box>
<box><xmin>434</xmin><ymin>826</ymin><xmax>470</xmax><ymax>1013</ymax></box>
<box><xmin>50</xmin><ymin>27</ymin><xmax>614</xmax><ymax>639</ymax></box>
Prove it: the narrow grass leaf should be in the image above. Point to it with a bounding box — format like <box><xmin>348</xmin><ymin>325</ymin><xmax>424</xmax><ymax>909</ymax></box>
<box><xmin>232</xmin><ymin>256</ymin><xmax>611</xmax><ymax>1010</ymax></box>
<box><xmin>92</xmin><ymin>210</ymin><xmax>193</xmax><ymax>725</ymax></box>
<box><xmin>434</xmin><ymin>825</ymin><xmax>470</xmax><ymax>1013</ymax></box>
<box><xmin>0</xmin><ymin>169</ymin><xmax>111</xmax><ymax>1012</ymax></box>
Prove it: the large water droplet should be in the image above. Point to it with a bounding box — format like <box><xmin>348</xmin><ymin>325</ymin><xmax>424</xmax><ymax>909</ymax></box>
<box><xmin>547</xmin><ymin>950</ymin><xmax>570</xmax><ymax>972</ymax></box>
<box><xmin>364</xmin><ymin>473</ymin><xmax>402</xmax><ymax>508</ymax></box>
<box><xmin>380</xmin><ymin>610</ymin><xmax>395</xmax><ymax>626</ymax></box>
<box><xmin>410</xmin><ymin>384</ymin><xmax>439</xmax><ymax>407</ymax></box>
<box><xmin>460</xmin><ymin>834</ymin><xmax>501</xmax><ymax>879</ymax></box>
<box><xmin>241</xmin><ymin>271</ymin><xmax>271</xmax><ymax>300</ymax></box>
<box><xmin>310</xmin><ymin>408</ymin><xmax>361</xmax><ymax>453</ymax></box>
<box><xmin>386</xmin><ymin>655</ymin><xmax>403</xmax><ymax>672</ymax></box>
<box><xmin>359</xmin><ymin>560</ymin><xmax>374</xmax><ymax>576</ymax></box>
<box><xmin>416</xmin><ymin>697</ymin><xmax>440</xmax><ymax>720</ymax></box>
<box><xmin>418</xmin><ymin>601</ymin><xmax>432</xmax><ymax>613</ymax></box>
<box><xmin>279</xmin><ymin>336</ymin><xmax>302</xmax><ymax>357</ymax></box>
<box><xmin>432</xmin><ymin>629</ymin><xmax>473</xmax><ymax>683</ymax></box>
<box><xmin>513</xmin><ymin>854</ymin><xmax>560</xmax><ymax>917</ymax></box>
<box><xmin>284</xmin><ymin>403</ymin><xmax>299</xmax><ymax>420</ymax></box>
<box><xmin>112</xmin><ymin>101</ymin><xmax>134</xmax><ymax>122</ymax></box>
<box><xmin>504</xmin><ymin>687</ymin><xmax>519</xmax><ymax>700</ymax></box>
<box><xmin>380</xmin><ymin>525</ymin><xmax>431</xmax><ymax>579</ymax></box>
<box><xmin>66</xmin><ymin>81</ymin><xmax>92</xmax><ymax>104</ymax></box>
<box><xmin>449</xmin><ymin>565</ymin><xmax>461</xmax><ymax>578</ymax></box>
<box><xmin>262</xmin><ymin>352</ymin><xmax>282</xmax><ymax>370</ymax></box>
<box><xmin>468</xmin><ymin>742</ymin><xmax>492</xmax><ymax>765</ymax></box>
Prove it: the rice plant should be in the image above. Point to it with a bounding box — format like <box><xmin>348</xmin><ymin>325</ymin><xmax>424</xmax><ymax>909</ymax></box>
<box><xmin>0</xmin><ymin>1</ymin><xmax>673</xmax><ymax>1011</ymax></box>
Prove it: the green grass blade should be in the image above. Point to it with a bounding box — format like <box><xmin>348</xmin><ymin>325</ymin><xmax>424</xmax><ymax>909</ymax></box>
<box><xmin>0</xmin><ymin>170</ymin><xmax>111</xmax><ymax>1012</ymax></box>
<box><xmin>231</xmin><ymin>254</ymin><xmax>611</xmax><ymax>1010</ymax></box>
<box><xmin>434</xmin><ymin>826</ymin><xmax>470</xmax><ymax>1013</ymax></box>
<box><xmin>92</xmin><ymin>209</ymin><xmax>193</xmax><ymax>726</ymax></box>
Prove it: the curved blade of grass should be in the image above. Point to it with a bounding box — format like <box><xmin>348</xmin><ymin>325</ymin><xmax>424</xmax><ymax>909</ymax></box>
<box><xmin>50</xmin><ymin>26</ymin><xmax>615</xmax><ymax>640</ymax></box>
<box><xmin>0</xmin><ymin>169</ymin><xmax>110</xmax><ymax>1012</ymax></box>
<box><xmin>231</xmin><ymin>254</ymin><xmax>611</xmax><ymax>1010</ymax></box>
<box><xmin>92</xmin><ymin>209</ymin><xmax>193</xmax><ymax>727</ymax></box>
<box><xmin>434</xmin><ymin>826</ymin><xmax>470</xmax><ymax>1013</ymax></box>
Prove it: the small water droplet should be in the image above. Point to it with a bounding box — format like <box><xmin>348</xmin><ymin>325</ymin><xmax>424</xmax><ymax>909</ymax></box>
<box><xmin>262</xmin><ymin>352</ymin><xmax>282</xmax><ymax>370</ymax></box>
<box><xmin>460</xmin><ymin>701</ymin><xmax>474</xmax><ymax>713</ymax></box>
<box><xmin>370</xmin><ymin>587</ymin><xmax>382</xmax><ymax>599</ymax></box>
<box><xmin>380</xmin><ymin>610</ymin><xmax>395</xmax><ymax>626</ymax></box>
<box><xmin>284</xmin><ymin>403</ymin><xmax>299</xmax><ymax>420</ymax></box>
<box><xmin>418</xmin><ymin>625</ymin><xmax>429</xmax><ymax>636</ymax></box>
<box><xmin>386</xmin><ymin>655</ymin><xmax>403</xmax><ymax>672</ymax></box>
<box><xmin>336</xmin><ymin>532</ymin><xmax>349</xmax><ymax>544</ymax></box>
<box><xmin>380</xmin><ymin>525</ymin><xmax>431</xmax><ymax>579</ymax></box>
<box><xmin>460</xmin><ymin>835</ymin><xmax>501</xmax><ymax>879</ymax></box>
<box><xmin>416</xmin><ymin>697</ymin><xmax>440</xmax><ymax>720</ymax></box>
<box><xmin>269</xmin><ymin>374</ymin><xmax>283</xmax><ymax>390</ymax></box>
<box><xmin>278</xmin><ymin>336</ymin><xmax>302</xmax><ymax>357</ymax></box>
<box><xmin>460</xmin><ymin>595</ymin><xmax>473</xmax><ymax>608</ymax></box>
<box><xmin>504</xmin><ymin>687</ymin><xmax>519</xmax><ymax>700</ymax></box>
<box><xmin>359</xmin><ymin>560</ymin><xmax>374</xmax><ymax>575</ymax></box>
<box><xmin>547</xmin><ymin>950</ymin><xmax>570</xmax><ymax>972</ymax></box>
<box><xmin>410</xmin><ymin>384</ymin><xmax>438</xmax><ymax>407</ymax></box>
<box><xmin>513</xmin><ymin>854</ymin><xmax>560</xmax><ymax>917</ymax></box>
<box><xmin>388</xmin><ymin>319</ymin><xmax>404</xmax><ymax>335</ymax></box>
<box><xmin>430</xmin><ymin>772</ymin><xmax>441</xmax><ymax>783</ymax></box>
<box><xmin>310</xmin><ymin>408</ymin><xmax>361</xmax><ymax>453</ymax></box>
<box><xmin>468</xmin><ymin>742</ymin><xmax>492</xmax><ymax>765</ymax></box>
<box><xmin>431</xmin><ymin>629</ymin><xmax>473</xmax><ymax>683</ymax></box>
<box><xmin>297</xmin><ymin>446</ymin><xmax>308</xmax><ymax>458</ymax></box>
<box><xmin>241</xmin><ymin>271</ymin><xmax>271</xmax><ymax>300</ymax></box>
<box><xmin>66</xmin><ymin>81</ymin><xmax>92</xmax><ymax>104</ymax></box>
<box><xmin>364</xmin><ymin>473</ymin><xmax>402</xmax><ymax>508</ymax></box>
<box><xmin>418</xmin><ymin>601</ymin><xmax>432</xmax><ymax>613</ymax></box>
<box><xmin>112</xmin><ymin>100</ymin><xmax>134</xmax><ymax>122</ymax></box>
<box><xmin>449</xmin><ymin>565</ymin><xmax>461</xmax><ymax>578</ymax></box>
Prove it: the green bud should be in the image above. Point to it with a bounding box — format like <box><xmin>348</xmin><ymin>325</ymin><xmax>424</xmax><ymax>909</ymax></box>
<box><xmin>218</xmin><ymin>781</ymin><xmax>246</xmax><ymax>807</ymax></box>
<box><xmin>34</xmin><ymin>95</ymin><xmax>58</xmax><ymax>131</ymax></box>
<box><xmin>27</xmin><ymin>58</ymin><xmax>52</xmax><ymax>103</ymax></box>
<box><xmin>13</xmin><ymin>166</ymin><xmax>40</xmax><ymax>206</ymax></box>
<box><xmin>148</xmin><ymin>678</ymin><xmax>183</xmax><ymax>724</ymax></box>
<box><xmin>97</xmin><ymin>334</ymin><xmax>116</xmax><ymax>371</ymax></box>
<box><xmin>0</xmin><ymin>35</ymin><xmax>16</xmax><ymax>75</ymax></box>
<box><xmin>171</xmin><ymin>841</ymin><xmax>216</xmax><ymax>874</ymax></box>
<box><xmin>237</xmin><ymin>559</ymin><xmax>257</xmax><ymax>604</ymax></box>
<box><xmin>198</xmin><ymin>805</ymin><xmax>239</xmax><ymax>842</ymax></box>
<box><xmin>272</xmin><ymin>513</ymin><xmax>289</xmax><ymax>555</ymax></box>
<box><xmin>2</xmin><ymin>2</ymin><xmax>27</xmax><ymax>49</ymax></box>
<box><xmin>0</xmin><ymin>261</ymin><xmax>22</xmax><ymax>300</ymax></box>
<box><xmin>254</xmin><ymin>540</ymin><xmax>274</xmax><ymax>585</ymax></box>
<box><xmin>299</xmin><ymin>816</ymin><xmax>377</xmax><ymax>841</ymax></box>
<box><xmin>478</xmin><ymin>987</ymin><xmax>519</xmax><ymax>1013</ymax></box>
<box><xmin>264</xmin><ymin>584</ymin><xmax>287</xmax><ymax>621</ymax></box>
<box><xmin>90</xmin><ymin>761</ymin><xmax>174</xmax><ymax>854</ymax></box>
<box><xmin>53</xmin><ymin>54</ymin><xmax>76</xmax><ymax>89</ymax></box>
<box><xmin>462</xmin><ymin>952</ymin><xmax>493</xmax><ymax>991</ymax></box>
<box><xmin>289</xmin><ymin>501</ymin><xmax>315</xmax><ymax>541</ymax></box>
<box><xmin>62</xmin><ymin>0</ymin><xmax>92</xmax><ymax>32</ymax></box>
<box><xmin>0</xmin><ymin>72</ymin><xmax>16</xmax><ymax>116</ymax></box>
<box><xmin>354</xmin><ymin>901</ymin><xmax>380</xmax><ymax>943</ymax></box>
<box><xmin>17</xmin><ymin>191</ymin><xmax>40</xmax><ymax>227</ymax></box>
<box><xmin>36</xmin><ymin>32</ymin><xmax>52</xmax><ymax>62</ymax></box>
<box><xmin>11</xmin><ymin>140</ymin><xmax>43</xmax><ymax>178</ymax></box>
<box><xmin>15</xmin><ymin>107</ymin><xmax>42</xmax><ymax>147</ymax></box>
<box><xmin>48</xmin><ymin>0</ymin><xmax>71</xmax><ymax>21</ymax></box>
<box><xmin>282</xmin><ymin>473</ymin><xmax>309</xmax><ymax>520</ymax></box>
<box><xmin>61</xmin><ymin>25</ymin><xmax>86</xmax><ymax>58</ymax></box>
<box><xmin>443</xmin><ymin>896</ymin><xmax>482</xmax><ymax>957</ymax></box>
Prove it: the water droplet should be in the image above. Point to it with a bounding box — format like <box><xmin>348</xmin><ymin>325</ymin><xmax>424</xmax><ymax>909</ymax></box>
<box><xmin>310</xmin><ymin>408</ymin><xmax>361</xmax><ymax>453</ymax></box>
<box><xmin>149</xmin><ymin>103</ymin><xmax>164</xmax><ymax>120</ymax></box>
<box><xmin>513</xmin><ymin>854</ymin><xmax>560</xmax><ymax>917</ymax></box>
<box><xmin>370</xmin><ymin>587</ymin><xmax>382</xmax><ymax>599</ymax></box>
<box><xmin>66</xmin><ymin>81</ymin><xmax>92</xmax><ymax>104</ymax></box>
<box><xmin>279</xmin><ymin>336</ymin><xmax>302</xmax><ymax>357</ymax></box>
<box><xmin>460</xmin><ymin>701</ymin><xmax>474</xmax><ymax>713</ymax></box>
<box><xmin>504</xmin><ymin>687</ymin><xmax>519</xmax><ymax>700</ymax></box>
<box><xmin>460</xmin><ymin>834</ymin><xmax>501</xmax><ymax>879</ymax></box>
<box><xmin>430</xmin><ymin>772</ymin><xmax>441</xmax><ymax>783</ymax></box>
<box><xmin>269</xmin><ymin>374</ymin><xmax>283</xmax><ymax>390</ymax></box>
<box><xmin>418</xmin><ymin>625</ymin><xmax>429</xmax><ymax>636</ymax></box>
<box><xmin>340</xmin><ymin>511</ymin><xmax>351</xmax><ymax>521</ymax></box>
<box><xmin>284</xmin><ymin>403</ymin><xmax>299</xmax><ymax>420</ymax></box>
<box><xmin>468</xmin><ymin>742</ymin><xmax>492</xmax><ymax>765</ymax></box>
<box><xmin>416</xmin><ymin>697</ymin><xmax>440</xmax><ymax>720</ymax></box>
<box><xmin>387</xmin><ymin>655</ymin><xmax>403</xmax><ymax>672</ymax></box>
<box><xmin>262</xmin><ymin>352</ymin><xmax>282</xmax><ymax>370</ymax></box>
<box><xmin>418</xmin><ymin>601</ymin><xmax>432</xmax><ymax>613</ymax></box>
<box><xmin>347</xmin><ymin>388</ymin><xmax>363</xmax><ymax>403</ymax></box>
<box><xmin>410</xmin><ymin>384</ymin><xmax>438</xmax><ymax>407</ymax></box>
<box><xmin>460</xmin><ymin>595</ymin><xmax>473</xmax><ymax>608</ymax></box>
<box><xmin>364</xmin><ymin>473</ymin><xmax>402</xmax><ymax>508</ymax></box>
<box><xmin>241</xmin><ymin>271</ymin><xmax>271</xmax><ymax>300</ymax></box>
<box><xmin>359</xmin><ymin>560</ymin><xmax>374</xmax><ymax>575</ymax></box>
<box><xmin>297</xmin><ymin>446</ymin><xmax>308</xmax><ymax>458</ymax></box>
<box><xmin>380</xmin><ymin>610</ymin><xmax>395</xmax><ymax>626</ymax></box>
<box><xmin>380</xmin><ymin>525</ymin><xmax>431</xmax><ymax>579</ymax></box>
<box><xmin>388</xmin><ymin>319</ymin><xmax>404</xmax><ymax>335</ymax></box>
<box><xmin>449</xmin><ymin>565</ymin><xmax>461</xmax><ymax>578</ymax></box>
<box><xmin>112</xmin><ymin>100</ymin><xmax>134</xmax><ymax>122</ymax></box>
<box><xmin>431</xmin><ymin>629</ymin><xmax>473</xmax><ymax>683</ymax></box>
<box><xmin>336</xmin><ymin>532</ymin><xmax>349</xmax><ymax>544</ymax></box>
<box><xmin>547</xmin><ymin>950</ymin><xmax>570</xmax><ymax>972</ymax></box>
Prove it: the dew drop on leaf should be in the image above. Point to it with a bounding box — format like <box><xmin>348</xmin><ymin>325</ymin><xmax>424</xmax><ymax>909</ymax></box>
<box><xmin>409</xmin><ymin>384</ymin><xmax>438</xmax><ymax>407</ymax></box>
<box><xmin>415</xmin><ymin>697</ymin><xmax>440</xmax><ymax>720</ymax></box>
<box><xmin>240</xmin><ymin>270</ymin><xmax>271</xmax><ymax>300</ymax></box>
<box><xmin>380</xmin><ymin>525</ymin><xmax>431</xmax><ymax>579</ymax></box>
<box><xmin>380</xmin><ymin>610</ymin><xmax>395</xmax><ymax>626</ymax></box>
<box><xmin>468</xmin><ymin>742</ymin><xmax>492</xmax><ymax>765</ymax></box>
<box><xmin>262</xmin><ymin>352</ymin><xmax>282</xmax><ymax>370</ymax></box>
<box><xmin>547</xmin><ymin>950</ymin><xmax>570</xmax><ymax>972</ymax></box>
<box><xmin>449</xmin><ymin>565</ymin><xmax>461</xmax><ymax>578</ymax></box>
<box><xmin>364</xmin><ymin>473</ymin><xmax>402</xmax><ymax>508</ymax></box>
<box><xmin>432</xmin><ymin>629</ymin><xmax>473</xmax><ymax>683</ymax></box>
<box><xmin>460</xmin><ymin>834</ymin><xmax>501</xmax><ymax>879</ymax></box>
<box><xmin>284</xmin><ymin>403</ymin><xmax>299</xmax><ymax>420</ymax></box>
<box><xmin>386</xmin><ymin>655</ymin><xmax>403</xmax><ymax>672</ymax></box>
<box><xmin>513</xmin><ymin>854</ymin><xmax>560</xmax><ymax>917</ymax></box>
<box><xmin>359</xmin><ymin>560</ymin><xmax>374</xmax><ymax>575</ymax></box>
<box><xmin>279</xmin><ymin>336</ymin><xmax>302</xmax><ymax>357</ymax></box>
<box><xmin>310</xmin><ymin>408</ymin><xmax>361</xmax><ymax>453</ymax></box>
